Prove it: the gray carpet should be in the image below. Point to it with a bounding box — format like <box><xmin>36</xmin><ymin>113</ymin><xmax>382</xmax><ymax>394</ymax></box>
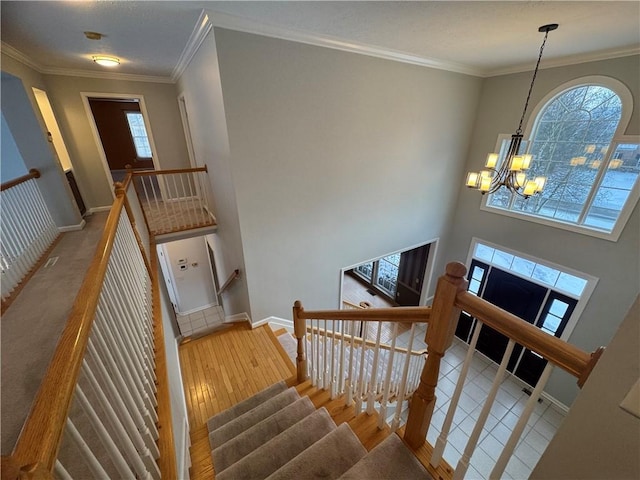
<box><xmin>338</xmin><ymin>432</ymin><xmax>431</xmax><ymax>479</ymax></box>
<box><xmin>216</xmin><ymin>407</ymin><xmax>336</xmax><ymax>480</ymax></box>
<box><xmin>1</xmin><ymin>212</ymin><xmax>108</xmax><ymax>455</ymax></box>
<box><xmin>208</xmin><ymin>382</ymin><xmax>434</xmax><ymax>479</ymax></box>
<box><xmin>212</xmin><ymin>396</ymin><xmax>315</xmax><ymax>472</ymax></box>
<box><xmin>209</xmin><ymin>387</ymin><xmax>300</xmax><ymax>449</ymax></box>
<box><xmin>265</xmin><ymin>423</ymin><xmax>366</xmax><ymax>480</ymax></box>
<box><xmin>207</xmin><ymin>380</ymin><xmax>287</xmax><ymax>432</ymax></box>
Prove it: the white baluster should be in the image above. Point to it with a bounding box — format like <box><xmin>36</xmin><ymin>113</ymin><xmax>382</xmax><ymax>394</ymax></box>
<box><xmin>432</xmin><ymin>322</ymin><xmax>483</xmax><ymax>468</ymax></box>
<box><xmin>65</xmin><ymin>417</ymin><xmax>111</xmax><ymax>479</ymax></box>
<box><xmin>322</xmin><ymin>320</ymin><xmax>328</xmax><ymax>390</ymax></box>
<box><xmin>454</xmin><ymin>339</ymin><xmax>516</xmax><ymax>480</ymax></box>
<box><xmin>366</xmin><ymin>322</ymin><xmax>383</xmax><ymax>415</ymax></box>
<box><xmin>54</xmin><ymin>460</ymin><xmax>73</xmax><ymax>480</ymax></box>
<box><xmin>378</xmin><ymin>323</ymin><xmax>399</xmax><ymax>428</ymax></box>
<box><xmin>179</xmin><ymin>174</ymin><xmax>193</xmax><ymax>227</ymax></box>
<box><xmin>345</xmin><ymin>321</ymin><xmax>357</xmax><ymax>406</ymax></box>
<box><xmin>355</xmin><ymin>322</ymin><xmax>369</xmax><ymax>414</ymax></box>
<box><xmin>338</xmin><ymin>319</ymin><xmax>346</xmax><ymax>395</ymax></box>
<box><xmin>330</xmin><ymin>320</ymin><xmax>337</xmax><ymax>398</ymax></box>
<box><xmin>490</xmin><ymin>362</ymin><xmax>554</xmax><ymax>479</ymax></box>
<box><xmin>391</xmin><ymin>324</ymin><xmax>416</xmax><ymax>432</ymax></box>
<box><xmin>82</xmin><ymin>358</ymin><xmax>160</xmax><ymax>479</ymax></box>
<box><xmin>74</xmin><ymin>385</ymin><xmax>136</xmax><ymax>479</ymax></box>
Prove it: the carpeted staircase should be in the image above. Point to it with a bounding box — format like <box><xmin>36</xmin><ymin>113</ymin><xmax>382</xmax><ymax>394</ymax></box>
<box><xmin>207</xmin><ymin>380</ymin><xmax>432</xmax><ymax>479</ymax></box>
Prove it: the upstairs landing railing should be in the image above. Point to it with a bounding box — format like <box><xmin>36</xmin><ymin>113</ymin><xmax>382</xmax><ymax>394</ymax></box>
<box><xmin>4</xmin><ymin>174</ymin><xmax>176</xmax><ymax>479</ymax></box>
<box><xmin>294</xmin><ymin>262</ymin><xmax>604</xmax><ymax>479</ymax></box>
<box><xmin>1</xmin><ymin>169</ymin><xmax>58</xmax><ymax>307</ymax></box>
<box><xmin>129</xmin><ymin>166</ymin><xmax>216</xmax><ymax>236</ymax></box>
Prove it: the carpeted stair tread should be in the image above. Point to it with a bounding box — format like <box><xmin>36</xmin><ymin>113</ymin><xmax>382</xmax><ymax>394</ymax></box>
<box><xmin>265</xmin><ymin>423</ymin><xmax>366</xmax><ymax>480</ymax></box>
<box><xmin>213</xmin><ymin>397</ymin><xmax>316</xmax><ymax>473</ymax></box>
<box><xmin>209</xmin><ymin>387</ymin><xmax>300</xmax><ymax>449</ymax></box>
<box><xmin>206</xmin><ymin>381</ymin><xmax>287</xmax><ymax>432</ymax></box>
<box><xmin>216</xmin><ymin>407</ymin><xmax>336</xmax><ymax>480</ymax></box>
<box><xmin>338</xmin><ymin>433</ymin><xmax>433</xmax><ymax>479</ymax></box>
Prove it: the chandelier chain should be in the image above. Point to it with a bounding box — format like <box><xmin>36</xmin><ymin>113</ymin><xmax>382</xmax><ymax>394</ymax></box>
<box><xmin>516</xmin><ymin>30</ymin><xmax>550</xmax><ymax>135</ymax></box>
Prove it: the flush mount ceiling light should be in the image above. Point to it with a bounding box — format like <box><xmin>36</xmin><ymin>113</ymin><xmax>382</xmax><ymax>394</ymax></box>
<box><xmin>92</xmin><ymin>55</ymin><xmax>120</xmax><ymax>67</ymax></box>
<box><xmin>465</xmin><ymin>24</ymin><xmax>558</xmax><ymax>198</ymax></box>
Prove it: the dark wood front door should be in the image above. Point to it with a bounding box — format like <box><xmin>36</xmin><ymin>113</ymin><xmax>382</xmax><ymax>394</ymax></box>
<box><xmin>478</xmin><ymin>268</ymin><xmax>548</xmax><ymax>371</ymax></box>
<box><xmin>88</xmin><ymin>98</ymin><xmax>154</xmax><ymax>171</ymax></box>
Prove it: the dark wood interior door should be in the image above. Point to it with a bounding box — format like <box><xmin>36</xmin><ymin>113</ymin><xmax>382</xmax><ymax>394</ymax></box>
<box><xmin>88</xmin><ymin>98</ymin><xmax>154</xmax><ymax>171</ymax></box>
<box><xmin>395</xmin><ymin>244</ymin><xmax>430</xmax><ymax>306</ymax></box>
<box><xmin>475</xmin><ymin>268</ymin><xmax>548</xmax><ymax>372</ymax></box>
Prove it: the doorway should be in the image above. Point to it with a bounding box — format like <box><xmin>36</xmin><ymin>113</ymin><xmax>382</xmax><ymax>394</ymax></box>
<box><xmin>342</xmin><ymin>241</ymin><xmax>436</xmax><ymax>308</ymax></box>
<box><xmin>456</xmin><ymin>239</ymin><xmax>595</xmax><ymax>387</ymax></box>
<box><xmin>82</xmin><ymin>93</ymin><xmax>160</xmax><ymax>192</ymax></box>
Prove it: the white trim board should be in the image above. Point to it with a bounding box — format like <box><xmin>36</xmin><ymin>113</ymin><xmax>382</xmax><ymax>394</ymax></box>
<box><xmin>224</xmin><ymin>312</ymin><xmax>251</xmax><ymax>324</ymax></box>
<box><xmin>58</xmin><ymin>220</ymin><xmax>86</xmax><ymax>232</ymax></box>
<box><xmin>253</xmin><ymin>316</ymin><xmax>294</xmax><ymax>332</ymax></box>
<box><xmin>88</xmin><ymin>206</ymin><xmax>112</xmax><ymax>214</ymax></box>
<box><xmin>172</xmin><ymin>10</ymin><xmax>213</xmax><ymax>82</ymax></box>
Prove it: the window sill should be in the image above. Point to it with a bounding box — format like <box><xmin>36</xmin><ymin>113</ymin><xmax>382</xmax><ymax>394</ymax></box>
<box><xmin>479</xmin><ymin>203</ymin><xmax>622</xmax><ymax>242</ymax></box>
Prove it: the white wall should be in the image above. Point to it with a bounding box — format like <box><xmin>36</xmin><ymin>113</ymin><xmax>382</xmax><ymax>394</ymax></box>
<box><xmin>161</xmin><ymin>236</ymin><xmax>218</xmax><ymax>314</ymax></box>
<box><xmin>443</xmin><ymin>55</ymin><xmax>640</xmax><ymax>406</ymax></box>
<box><xmin>1</xmin><ymin>112</ymin><xmax>28</xmax><ymax>182</ymax></box>
<box><xmin>532</xmin><ymin>296</ymin><xmax>640</xmax><ymax>479</ymax></box>
<box><xmin>156</xmin><ymin>264</ymin><xmax>190</xmax><ymax>479</ymax></box>
<box><xmin>40</xmin><ymin>75</ymin><xmax>191</xmax><ymax>209</ymax></box>
<box><xmin>176</xmin><ymin>28</ymin><xmax>252</xmax><ymax>319</ymax></box>
<box><xmin>213</xmin><ymin>28</ymin><xmax>482</xmax><ymax>322</ymax></box>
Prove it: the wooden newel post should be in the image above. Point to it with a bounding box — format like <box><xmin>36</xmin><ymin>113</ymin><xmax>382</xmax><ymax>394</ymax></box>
<box><xmin>404</xmin><ymin>262</ymin><xmax>468</xmax><ymax>449</ymax></box>
<box><xmin>292</xmin><ymin>300</ymin><xmax>308</xmax><ymax>383</ymax></box>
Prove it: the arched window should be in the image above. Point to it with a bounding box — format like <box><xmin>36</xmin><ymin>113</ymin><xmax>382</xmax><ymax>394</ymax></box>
<box><xmin>485</xmin><ymin>78</ymin><xmax>639</xmax><ymax>240</ymax></box>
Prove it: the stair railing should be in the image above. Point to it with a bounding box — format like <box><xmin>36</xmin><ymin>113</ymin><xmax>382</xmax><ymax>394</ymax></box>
<box><xmin>294</xmin><ymin>262</ymin><xmax>604</xmax><ymax>479</ymax></box>
<box><xmin>129</xmin><ymin>166</ymin><xmax>216</xmax><ymax>236</ymax></box>
<box><xmin>6</xmin><ymin>174</ymin><xmax>176</xmax><ymax>479</ymax></box>
<box><xmin>1</xmin><ymin>168</ymin><xmax>59</xmax><ymax>306</ymax></box>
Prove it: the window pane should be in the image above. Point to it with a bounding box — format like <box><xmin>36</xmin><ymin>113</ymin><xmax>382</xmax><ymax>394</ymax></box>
<box><xmin>376</xmin><ymin>254</ymin><xmax>399</xmax><ymax>296</ymax></box>
<box><xmin>542</xmin><ymin>314</ymin><xmax>562</xmax><ymax>334</ymax></box>
<box><xmin>511</xmin><ymin>256</ymin><xmax>536</xmax><ymax>277</ymax></box>
<box><xmin>485</xmin><ymin>84</ymin><xmax>626</xmax><ymax>235</ymax></box>
<box><xmin>126</xmin><ymin>112</ymin><xmax>152</xmax><ymax>158</ymax></box>
<box><xmin>355</xmin><ymin>262</ymin><xmax>373</xmax><ymax>282</ymax></box>
<box><xmin>532</xmin><ymin>264</ymin><xmax>560</xmax><ymax>286</ymax></box>
<box><xmin>469</xmin><ymin>279</ymin><xmax>481</xmax><ymax>295</ymax></box>
<box><xmin>492</xmin><ymin>250</ymin><xmax>513</xmax><ymax>269</ymax></box>
<box><xmin>549</xmin><ymin>299</ymin><xmax>569</xmax><ymax>317</ymax></box>
<box><xmin>475</xmin><ymin>244</ymin><xmax>494</xmax><ymax>262</ymax></box>
<box><xmin>471</xmin><ymin>266</ymin><xmax>485</xmax><ymax>281</ymax></box>
<box><xmin>555</xmin><ymin>273</ymin><xmax>587</xmax><ymax>297</ymax></box>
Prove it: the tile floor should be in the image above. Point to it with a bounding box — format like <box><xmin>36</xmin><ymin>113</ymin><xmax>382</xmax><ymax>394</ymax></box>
<box><xmin>395</xmin><ymin>327</ymin><xmax>567</xmax><ymax>479</ymax></box>
<box><xmin>176</xmin><ymin>305</ymin><xmax>225</xmax><ymax>337</ymax></box>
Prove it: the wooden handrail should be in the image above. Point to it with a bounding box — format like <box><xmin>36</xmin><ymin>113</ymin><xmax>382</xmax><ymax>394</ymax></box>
<box><xmin>456</xmin><ymin>291</ymin><xmax>592</xmax><ymax>380</ymax></box>
<box><xmin>130</xmin><ymin>166</ymin><xmax>208</xmax><ymax>176</ymax></box>
<box><xmin>307</xmin><ymin>325</ymin><xmax>428</xmax><ymax>356</ymax></box>
<box><xmin>12</xmin><ymin>192</ymin><xmax>127</xmax><ymax>471</ymax></box>
<box><xmin>1</xmin><ymin>168</ymin><xmax>40</xmax><ymax>192</ymax></box>
<box><xmin>219</xmin><ymin>269</ymin><xmax>241</xmax><ymax>295</ymax></box>
<box><xmin>297</xmin><ymin>305</ymin><xmax>432</xmax><ymax>322</ymax></box>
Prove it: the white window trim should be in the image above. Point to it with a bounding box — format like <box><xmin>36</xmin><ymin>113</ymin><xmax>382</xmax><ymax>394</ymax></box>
<box><xmin>465</xmin><ymin>237</ymin><xmax>598</xmax><ymax>343</ymax></box>
<box><xmin>480</xmin><ymin>76</ymin><xmax>638</xmax><ymax>242</ymax></box>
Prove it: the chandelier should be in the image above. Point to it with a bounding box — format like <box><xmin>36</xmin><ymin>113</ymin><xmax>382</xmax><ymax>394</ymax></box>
<box><xmin>465</xmin><ymin>24</ymin><xmax>558</xmax><ymax>198</ymax></box>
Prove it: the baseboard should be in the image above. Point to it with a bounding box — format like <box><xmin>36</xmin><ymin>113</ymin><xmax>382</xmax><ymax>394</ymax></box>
<box><xmin>224</xmin><ymin>312</ymin><xmax>251</xmax><ymax>324</ymax></box>
<box><xmin>58</xmin><ymin>219</ymin><xmax>86</xmax><ymax>232</ymax></box>
<box><xmin>253</xmin><ymin>316</ymin><xmax>294</xmax><ymax>331</ymax></box>
<box><xmin>176</xmin><ymin>303</ymin><xmax>219</xmax><ymax>316</ymax></box>
<box><xmin>88</xmin><ymin>205</ymin><xmax>112</xmax><ymax>214</ymax></box>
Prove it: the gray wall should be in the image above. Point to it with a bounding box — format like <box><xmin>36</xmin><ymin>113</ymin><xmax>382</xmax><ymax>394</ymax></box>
<box><xmin>1</xmin><ymin>112</ymin><xmax>28</xmax><ymax>182</ymax></box>
<box><xmin>176</xmin><ymin>27</ymin><xmax>252</xmax><ymax>318</ymax></box>
<box><xmin>213</xmin><ymin>28</ymin><xmax>482</xmax><ymax>322</ymax></box>
<box><xmin>42</xmin><ymin>75</ymin><xmax>191</xmax><ymax>209</ymax></box>
<box><xmin>532</xmin><ymin>296</ymin><xmax>640</xmax><ymax>479</ymax></box>
<box><xmin>443</xmin><ymin>55</ymin><xmax>640</xmax><ymax>406</ymax></box>
<box><xmin>1</xmin><ymin>69</ymin><xmax>82</xmax><ymax>227</ymax></box>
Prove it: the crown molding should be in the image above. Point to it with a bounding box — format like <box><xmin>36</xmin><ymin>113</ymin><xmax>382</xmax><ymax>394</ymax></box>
<box><xmin>172</xmin><ymin>9</ymin><xmax>213</xmax><ymax>82</ymax></box>
<box><xmin>1</xmin><ymin>41</ymin><xmax>43</xmax><ymax>71</ymax></box>
<box><xmin>205</xmin><ymin>10</ymin><xmax>484</xmax><ymax>77</ymax></box>
<box><xmin>486</xmin><ymin>46</ymin><xmax>640</xmax><ymax>77</ymax></box>
<box><xmin>1</xmin><ymin>41</ymin><xmax>173</xmax><ymax>84</ymax></box>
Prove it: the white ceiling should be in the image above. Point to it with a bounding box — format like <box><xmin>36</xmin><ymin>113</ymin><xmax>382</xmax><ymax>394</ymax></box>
<box><xmin>2</xmin><ymin>1</ymin><xmax>639</xmax><ymax>81</ymax></box>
